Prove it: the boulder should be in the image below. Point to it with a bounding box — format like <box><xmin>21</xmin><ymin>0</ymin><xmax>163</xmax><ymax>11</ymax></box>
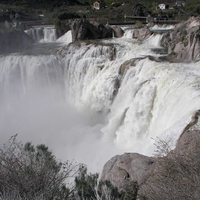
<box><xmin>111</xmin><ymin>25</ymin><xmax>124</xmax><ymax>38</ymax></box>
<box><xmin>68</xmin><ymin>19</ymin><xmax>113</xmax><ymax>42</ymax></box>
<box><xmin>161</xmin><ymin>17</ymin><xmax>200</xmax><ymax>61</ymax></box>
<box><xmin>0</xmin><ymin>28</ymin><xmax>34</xmax><ymax>54</ymax></box>
<box><xmin>100</xmin><ymin>153</ymin><xmax>155</xmax><ymax>198</ymax></box>
<box><xmin>131</xmin><ymin>26</ymin><xmax>152</xmax><ymax>40</ymax></box>
<box><xmin>100</xmin><ymin>119</ymin><xmax>200</xmax><ymax>199</ymax></box>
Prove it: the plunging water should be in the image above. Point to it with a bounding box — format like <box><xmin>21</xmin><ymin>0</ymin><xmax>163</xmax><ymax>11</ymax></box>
<box><xmin>25</xmin><ymin>26</ymin><xmax>57</xmax><ymax>42</ymax></box>
<box><xmin>1</xmin><ymin>27</ymin><xmax>200</xmax><ymax>172</ymax></box>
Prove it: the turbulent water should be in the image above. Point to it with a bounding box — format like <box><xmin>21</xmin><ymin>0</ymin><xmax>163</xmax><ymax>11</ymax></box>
<box><xmin>1</xmin><ymin>26</ymin><xmax>200</xmax><ymax>172</ymax></box>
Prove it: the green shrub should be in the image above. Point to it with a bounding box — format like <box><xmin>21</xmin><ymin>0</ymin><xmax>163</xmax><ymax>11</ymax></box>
<box><xmin>73</xmin><ymin>165</ymin><xmax>123</xmax><ymax>200</ymax></box>
<box><xmin>182</xmin><ymin>39</ymin><xmax>188</xmax><ymax>46</ymax></box>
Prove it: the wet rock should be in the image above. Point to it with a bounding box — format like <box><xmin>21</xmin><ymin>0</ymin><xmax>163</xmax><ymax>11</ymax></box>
<box><xmin>119</xmin><ymin>58</ymin><xmax>137</xmax><ymax>75</ymax></box>
<box><xmin>111</xmin><ymin>25</ymin><xmax>124</xmax><ymax>38</ymax></box>
<box><xmin>131</xmin><ymin>26</ymin><xmax>152</xmax><ymax>40</ymax></box>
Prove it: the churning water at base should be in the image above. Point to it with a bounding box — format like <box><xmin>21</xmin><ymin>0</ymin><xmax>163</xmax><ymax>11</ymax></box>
<box><xmin>1</xmin><ymin>29</ymin><xmax>200</xmax><ymax>172</ymax></box>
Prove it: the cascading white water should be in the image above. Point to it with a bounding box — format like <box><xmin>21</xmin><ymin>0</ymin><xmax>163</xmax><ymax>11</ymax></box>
<box><xmin>145</xmin><ymin>34</ymin><xmax>163</xmax><ymax>47</ymax></box>
<box><xmin>60</xmin><ymin>30</ymin><xmax>200</xmax><ymax>155</ymax></box>
<box><xmin>42</xmin><ymin>27</ymin><xmax>57</xmax><ymax>42</ymax></box>
<box><xmin>25</xmin><ymin>27</ymin><xmax>44</xmax><ymax>41</ymax></box>
<box><xmin>103</xmin><ymin>59</ymin><xmax>200</xmax><ymax>153</ymax></box>
<box><xmin>62</xmin><ymin>43</ymin><xmax>118</xmax><ymax>112</ymax></box>
<box><xmin>123</xmin><ymin>29</ymin><xmax>135</xmax><ymax>39</ymax></box>
<box><xmin>25</xmin><ymin>26</ymin><xmax>57</xmax><ymax>42</ymax></box>
<box><xmin>1</xmin><ymin>28</ymin><xmax>200</xmax><ymax>172</ymax></box>
<box><xmin>57</xmin><ymin>30</ymin><xmax>72</xmax><ymax>44</ymax></box>
<box><xmin>150</xmin><ymin>24</ymin><xmax>174</xmax><ymax>30</ymax></box>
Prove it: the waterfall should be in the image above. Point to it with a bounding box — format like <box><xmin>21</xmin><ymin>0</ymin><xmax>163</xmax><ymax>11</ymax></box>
<box><xmin>61</xmin><ymin>43</ymin><xmax>118</xmax><ymax>111</ymax></box>
<box><xmin>42</xmin><ymin>27</ymin><xmax>57</xmax><ymax>42</ymax></box>
<box><xmin>1</xmin><ymin>27</ymin><xmax>200</xmax><ymax>172</ymax></box>
<box><xmin>123</xmin><ymin>29</ymin><xmax>135</xmax><ymax>39</ymax></box>
<box><xmin>145</xmin><ymin>34</ymin><xmax>163</xmax><ymax>47</ymax></box>
<box><xmin>26</xmin><ymin>26</ymin><xmax>57</xmax><ymax>42</ymax></box>
<box><xmin>60</xmin><ymin>34</ymin><xmax>200</xmax><ymax>155</ymax></box>
<box><xmin>150</xmin><ymin>24</ymin><xmax>174</xmax><ymax>30</ymax></box>
<box><xmin>103</xmin><ymin>59</ymin><xmax>200</xmax><ymax>152</ymax></box>
<box><xmin>57</xmin><ymin>30</ymin><xmax>72</xmax><ymax>44</ymax></box>
<box><xmin>25</xmin><ymin>27</ymin><xmax>44</xmax><ymax>41</ymax></box>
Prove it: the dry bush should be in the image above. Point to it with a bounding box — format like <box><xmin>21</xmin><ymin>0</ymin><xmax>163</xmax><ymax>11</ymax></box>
<box><xmin>0</xmin><ymin>134</ymin><xmax>78</xmax><ymax>200</ymax></box>
<box><xmin>139</xmin><ymin>132</ymin><xmax>200</xmax><ymax>200</ymax></box>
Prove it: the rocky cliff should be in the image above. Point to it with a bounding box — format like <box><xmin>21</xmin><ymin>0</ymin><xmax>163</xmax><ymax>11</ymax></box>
<box><xmin>161</xmin><ymin>17</ymin><xmax>200</xmax><ymax>62</ymax></box>
<box><xmin>0</xmin><ymin>28</ymin><xmax>34</xmax><ymax>54</ymax></box>
<box><xmin>68</xmin><ymin>19</ymin><xmax>112</xmax><ymax>42</ymax></box>
<box><xmin>67</xmin><ymin>19</ymin><xmax>124</xmax><ymax>42</ymax></box>
<box><xmin>100</xmin><ymin>111</ymin><xmax>200</xmax><ymax>199</ymax></box>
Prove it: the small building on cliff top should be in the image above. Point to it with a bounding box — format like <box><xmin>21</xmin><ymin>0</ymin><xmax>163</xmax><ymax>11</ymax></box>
<box><xmin>93</xmin><ymin>1</ymin><xmax>106</xmax><ymax>10</ymax></box>
<box><xmin>158</xmin><ymin>1</ymin><xmax>185</xmax><ymax>10</ymax></box>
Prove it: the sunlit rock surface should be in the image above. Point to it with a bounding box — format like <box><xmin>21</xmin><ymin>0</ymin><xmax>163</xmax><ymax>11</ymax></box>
<box><xmin>100</xmin><ymin>153</ymin><xmax>155</xmax><ymax>194</ymax></box>
<box><xmin>161</xmin><ymin>17</ymin><xmax>200</xmax><ymax>61</ymax></box>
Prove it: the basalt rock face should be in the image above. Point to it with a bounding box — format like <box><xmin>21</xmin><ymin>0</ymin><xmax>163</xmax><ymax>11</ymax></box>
<box><xmin>68</xmin><ymin>19</ymin><xmax>114</xmax><ymax>42</ymax></box>
<box><xmin>0</xmin><ymin>28</ymin><xmax>34</xmax><ymax>54</ymax></box>
<box><xmin>161</xmin><ymin>17</ymin><xmax>200</xmax><ymax>61</ymax></box>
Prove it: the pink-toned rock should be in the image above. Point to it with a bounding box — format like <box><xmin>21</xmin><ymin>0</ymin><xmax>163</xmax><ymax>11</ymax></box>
<box><xmin>100</xmin><ymin>153</ymin><xmax>155</xmax><ymax>192</ymax></box>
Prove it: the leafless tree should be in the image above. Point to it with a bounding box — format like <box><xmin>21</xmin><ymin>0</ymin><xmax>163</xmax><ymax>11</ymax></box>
<box><xmin>139</xmin><ymin>133</ymin><xmax>200</xmax><ymax>200</ymax></box>
<box><xmin>0</xmin><ymin>134</ymin><xmax>78</xmax><ymax>200</ymax></box>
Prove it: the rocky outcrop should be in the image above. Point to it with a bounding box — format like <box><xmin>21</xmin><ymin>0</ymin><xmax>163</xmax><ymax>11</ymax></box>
<box><xmin>131</xmin><ymin>26</ymin><xmax>152</xmax><ymax>40</ymax></box>
<box><xmin>174</xmin><ymin>129</ymin><xmax>200</xmax><ymax>155</ymax></box>
<box><xmin>68</xmin><ymin>19</ymin><xmax>114</xmax><ymax>42</ymax></box>
<box><xmin>0</xmin><ymin>28</ymin><xmax>34</xmax><ymax>54</ymax></box>
<box><xmin>111</xmin><ymin>25</ymin><xmax>124</xmax><ymax>38</ymax></box>
<box><xmin>138</xmin><ymin>128</ymin><xmax>200</xmax><ymax>200</ymax></box>
<box><xmin>161</xmin><ymin>17</ymin><xmax>200</xmax><ymax>61</ymax></box>
<box><xmin>100</xmin><ymin>153</ymin><xmax>155</xmax><ymax>198</ymax></box>
<box><xmin>101</xmin><ymin>118</ymin><xmax>200</xmax><ymax>199</ymax></box>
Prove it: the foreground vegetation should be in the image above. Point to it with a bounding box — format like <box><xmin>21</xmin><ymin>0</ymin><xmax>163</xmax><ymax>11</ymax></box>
<box><xmin>0</xmin><ymin>135</ymin><xmax>76</xmax><ymax>199</ymax></box>
<box><xmin>0</xmin><ymin>135</ymin><xmax>124</xmax><ymax>200</ymax></box>
<box><xmin>2</xmin><ymin>132</ymin><xmax>200</xmax><ymax>199</ymax></box>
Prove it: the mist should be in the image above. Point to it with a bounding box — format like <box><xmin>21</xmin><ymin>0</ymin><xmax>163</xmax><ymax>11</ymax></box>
<box><xmin>0</xmin><ymin>54</ymin><xmax>123</xmax><ymax>173</ymax></box>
